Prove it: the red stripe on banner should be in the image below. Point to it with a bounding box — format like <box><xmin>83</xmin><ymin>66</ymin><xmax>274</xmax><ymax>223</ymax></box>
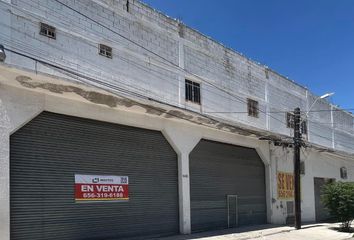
<box><xmin>75</xmin><ymin>184</ymin><xmax>129</xmax><ymax>200</ymax></box>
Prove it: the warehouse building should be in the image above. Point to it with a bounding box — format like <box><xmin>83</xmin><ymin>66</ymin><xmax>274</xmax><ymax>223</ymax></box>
<box><xmin>0</xmin><ymin>0</ymin><xmax>353</xmax><ymax>239</ymax></box>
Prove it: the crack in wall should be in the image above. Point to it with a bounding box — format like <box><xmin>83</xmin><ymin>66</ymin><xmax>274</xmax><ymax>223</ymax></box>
<box><xmin>15</xmin><ymin>75</ymin><xmax>259</xmax><ymax>137</ymax></box>
<box><xmin>15</xmin><ymin>75</ymin><xmax>165</xmax><ymax>114</ymax></box>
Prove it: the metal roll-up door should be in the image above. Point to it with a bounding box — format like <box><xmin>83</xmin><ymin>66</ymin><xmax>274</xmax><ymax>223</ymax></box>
<box><xmin>10</xmin><ymin>111</ymin><xmax>179</xmax><ymax>240</ymax></box>
<box><xmin>190</xmin><ymin>140</ymin><xmax>266</xmax><ymax>232</ymax></box>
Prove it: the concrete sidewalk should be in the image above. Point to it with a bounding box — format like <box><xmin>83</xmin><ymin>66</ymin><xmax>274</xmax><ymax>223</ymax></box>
<box><xmin>152</xmin><ymin>223</ymin><xmax>354</xmax><ymax>240</ymax></box>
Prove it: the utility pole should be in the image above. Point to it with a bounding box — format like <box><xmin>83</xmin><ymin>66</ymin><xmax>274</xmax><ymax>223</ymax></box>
<box><xmin>293</xmin><ymin>107</ymin><xmax>302</xmax><ymax>229</ymax></box>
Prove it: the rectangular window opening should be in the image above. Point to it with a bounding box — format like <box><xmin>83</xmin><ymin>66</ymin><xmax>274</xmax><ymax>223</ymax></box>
<box><xmin>286</xmin><ymin>112</ymin><xmax>295</xmax><ymax>129</ymax></box>
<box><xmin>247</xmin><ymin>98</ymin><xmax>259</xmax><ymax>118</ymax></box>
<box><xmin>99</xmin><ymin>44</ymin><xmax>112</xmax><ymax>58</ymax></box>
<box><xmin>301</xmin><ymin>121</ymin><xmax>307</xmax><ymax>135</ymax></box>
<box><xmin>40</xmin><ymin>23</ymin><xmax>56</xmax><ymax>39</ymax></box>
<box><xmin>340</xmin><ymin>167</ymin><xmax>348</xmax><ymax>179</ymax></box>
<box><xmin>185</xmin><ymin>79</ymin><xmax>201</xmax><ymax>104</ymax></box>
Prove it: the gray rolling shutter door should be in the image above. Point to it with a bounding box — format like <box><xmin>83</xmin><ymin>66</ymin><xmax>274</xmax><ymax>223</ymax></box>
<box><xmin>190</xmin><ymin>140</ymin><xmax>266</xmax><ymax>232</ymax></box>
<box><xmin>10</xmin><ymin>111</ymin><xmax>179</xmax><ymax>240</ymax></box>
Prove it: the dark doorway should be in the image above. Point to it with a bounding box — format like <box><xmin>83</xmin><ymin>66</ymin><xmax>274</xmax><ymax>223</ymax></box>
<box><xmin>314</xmin><ymin>177</ymin><xmax>334</xmax><ymax>222</ymax></box>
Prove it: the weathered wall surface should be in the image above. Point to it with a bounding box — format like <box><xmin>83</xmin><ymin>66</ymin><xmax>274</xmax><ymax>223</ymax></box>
<box><xmin>270</xmin><ymin>145</ymin><xmax>354</xmax><ymax>224</ymax></box>
<box><xmin>0</xmin><ymin>81</ymin><xmax>353</xmax><ymax>238</ymax></box>
<box><xmin>0</xmin><ymin>0</ymin><xmax>354</xmax><ymax>237</ymax></box>
<box><xmin>0</xmin><ymin>0</ymin><xmax>353</xmax><ymax>153</ymax></box>
<box><xmin>0</xmin><ymin>81</ymin><xmax>273</xmax><ymax>237</ymax></box>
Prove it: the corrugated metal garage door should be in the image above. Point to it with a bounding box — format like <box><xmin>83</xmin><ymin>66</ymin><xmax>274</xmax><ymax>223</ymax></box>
<box><xmin>10</xmin><ymin>111</ymin><xmax>179</xmax><ymax>240</ymax></box>
<box><xmin>190</xmin><ymin>140</ymin><xmax>266</xmax><ymax>232</ymax></box>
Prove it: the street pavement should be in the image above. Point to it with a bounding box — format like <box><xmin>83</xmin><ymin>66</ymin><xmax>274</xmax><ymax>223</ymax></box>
<box><xmin>153</xmin><ymin>223</ymin><xmax>354</xmax><ymax>240</ymax></box>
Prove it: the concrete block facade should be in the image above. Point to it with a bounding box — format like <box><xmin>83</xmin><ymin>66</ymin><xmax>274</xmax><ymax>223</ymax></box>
<box><xmin>1</xmin><ymin>0</ymin><xmax>353</xmax><ymax>150</ymax></box>
<box><xmin>0</xmin><ymin>0</ymin><xmax>354</xmax><ymax>239</ymax></box>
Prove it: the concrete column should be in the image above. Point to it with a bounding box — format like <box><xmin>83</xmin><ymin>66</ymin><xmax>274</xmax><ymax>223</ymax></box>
<box><xmin>177</xmin><ymin>37</ymin><xmax>185</xmax><ymax>107</ymax></box>
<box><xmin>0</xmin><ymin>129</ymin><xmax>10</xmax><ymax>240</ymax></box>
<box><xmin>0</xmin><ymin>95</ymin><xmax>11</xmax><ymax>240</ymax></box>
<box><xmin>178</xmin><ymin>152</ymin><xmax>191</xmax><ymax>234</ymax></box>
<box><xmin>255</xmin><ymin>141</ymin><xmax>273</xmax><ymax>224</ymax></box>
<box><xmin>0</xmin><ymin>86</ymin><xmax>44</xmax><ymax>240</ymax></box>
<box><xmin>162</xmin><ymin>124</ymin><xmax>201</xmax><ymax>234</ymax></box>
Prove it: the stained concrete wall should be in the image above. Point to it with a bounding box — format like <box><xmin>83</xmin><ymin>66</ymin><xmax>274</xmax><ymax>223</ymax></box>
<box><xmin>270</xmin><ymin>145</ymin><xmax>354</xmax><ymax>224</ymax></box>
<box><xmin>0</xmin><ymin>77</ymin><xmax>353</xmax><ymax>240</ymax></box>
<box><xmin>0</xmin><ymin>0</ymin><xmax>353</xmax><ymax>154</ymax></box>
<box><xmin>0</xmin><ymin>80</ymin><xmax>273</xmax><ymax>238</ymax></box>
<box><xmin>1</xmin><ymin>0</ymin><xmax>354</xmax><ymax>238</ymax></box>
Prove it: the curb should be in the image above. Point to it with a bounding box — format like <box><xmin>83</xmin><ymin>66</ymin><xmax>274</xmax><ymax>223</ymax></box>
<box><xmin>235</xmin><ymin>229</ymin><xmax>293</xmax><ymax>240</ymax></box>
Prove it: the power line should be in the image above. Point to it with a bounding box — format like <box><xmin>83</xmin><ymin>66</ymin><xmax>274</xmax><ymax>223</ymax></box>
<box><xmin>51</xmin><ymin>0</ymin><xmax>354</xmax><ymax>131</ymax></box>
<box><xmin>52</xmin><ymin>0</ymin><xmax>181</xmax><ymax>69</ymax></box>
<box><xmin>0</xmin><ymin>8</ymin><xmax>266</xmax><ymax>115</ymax></box>
<box><xmin>206</xmin><ymin>109</ymin><xmax>354</xmax><ymax>114</ymax></box>
<box><xmin>6</xmin><ymin>47</ymin><xmax>354</xmax><ymax>152</ymax></box>
<box><xmin>48</xmin><ymin>0</ymin><xmax>305</xmax><ymax>128</ymax></box>
<box><xmin>5</xmin><ymin>48</ymin><xmax>270</xmax><ymax>139</ymax></box>
<box><xmin>7</xmin><ymin>0</ymin><xmax>351</xmax><ymax>132</ymax></box>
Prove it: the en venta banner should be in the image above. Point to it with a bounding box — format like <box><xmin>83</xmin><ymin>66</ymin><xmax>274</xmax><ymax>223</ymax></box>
<box><xmin>75</xmin><ymin>174</ymin><xmax>129</xmax><ymax>202</ymax></box>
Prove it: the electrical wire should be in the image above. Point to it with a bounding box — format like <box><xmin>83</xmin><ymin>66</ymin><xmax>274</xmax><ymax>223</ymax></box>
<box><xmin>3</xmin><ymin>1</ymin><xmax>354</xmax><ymax>152</ymax></box>
<box><xmin>50</xmin><ymin>0</ymin><xmax>354</xmax><ymax>135</ymax></box>
<box><xmin>206</xmin><ymin>109</ymin><xmax>354</xmax><ymax>114</ymax></box>
<box><xmin>47</xmin><ymin>0</ymin><xmax>303</xmax><ymax>127</ymax></box>
<box><xmin>5</xmin><ymin>47</ymin><xmax>274</xmax><ymax>139</ymax></box>
<box><xmin>2</xmin><ymin>5</ymin><xmax>290</xmax><ymax>130</ymax></box>
<box><xmin>6</xmin><ymin>0</ymin><xmax>349</xmax><ymax>128</ymax></box>
<box><xmin>10</xmin><ymin>46</ymin><xmax>354</xmax><ymax>152</ymax></box>
<box><xmin>49</xmin><ymin>0</ymin><xmax>354</xmax><ymax>152</ymax></box>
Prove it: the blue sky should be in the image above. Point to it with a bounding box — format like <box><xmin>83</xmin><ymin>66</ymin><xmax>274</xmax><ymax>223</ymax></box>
<box><xmin>143</xmin><ymin>0</ymin><xmax>354</xmax><ymax>110</ymax></box>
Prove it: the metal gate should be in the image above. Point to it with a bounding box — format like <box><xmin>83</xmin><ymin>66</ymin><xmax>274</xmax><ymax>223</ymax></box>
<box><xmin>190</xmin><ymin>140</ymin><xmax>267</xmax><ymax>232</ymax></box>
<box><xmin>10</xmin><ymin>111</ymin><xmax>179</xmax><ymax>240</ymax></box>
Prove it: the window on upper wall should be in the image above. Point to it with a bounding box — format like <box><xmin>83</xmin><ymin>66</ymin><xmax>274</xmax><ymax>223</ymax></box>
<box><xmin>40</xmin><ymin>23</ymin><xmax>56</xmax><ymax>39</ymax></box>
<box><xmin>185</xmin><ymin>79</ymin><xmax>201</xmax><ymax>104</ymax></box>
<box><xmin>286</xmin><ymin>112</ymin><xmax>295</xmax><ymax>129</ymax></box>
<box><xmin>99</xmin><ymin>44</ymin><xmax>112</xmax><ymax>58</ymax></box>
<box><xmin>340</xmin><ymin>167</ymin><xmax>348</xmax><ymax>179</ymax></box>
<box><xmin>301</xmin><ymin>121</ymin><xmax>308</xmax><ymax>135</ymax></box>
<box><xmin>247</xmin><ymin>99</ymin><xmax>259</xmax><ymax>118</ymax></box>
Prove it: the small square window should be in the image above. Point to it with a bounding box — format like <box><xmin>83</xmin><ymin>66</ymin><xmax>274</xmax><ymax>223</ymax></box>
<box><xmin>185</xmin><ymin>79</ymin><xmax>201</xmax><ymax>104</ymax></box>
<box><xmin>286</xmin><ymin>112</ymin><xmax>295</xmax><ymax>129</ymax></box>
<box><xmin>40</xmin><ymin>23</ymin><xmax>56</xmax><ymax>39</ymax></box>
<box><xmin>247</xmin><ymin>99</ymin><xmax>259</xmax><ymax>118</ymax></box>
<box><xmin>99</xmin><ymin>44</ymin><xmax>112</xmax><ymax>58</ymax></box>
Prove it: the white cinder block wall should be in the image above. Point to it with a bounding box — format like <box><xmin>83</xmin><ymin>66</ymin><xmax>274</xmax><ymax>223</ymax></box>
<box><xmin>0</xmin><ymin>0</ymin><xmax>354</xmax><ymax>238</ymax></box>
<box><xmin>0</xmin><ymin>0</ymin><xmax>352</xmax><ymax>151</ymax></box>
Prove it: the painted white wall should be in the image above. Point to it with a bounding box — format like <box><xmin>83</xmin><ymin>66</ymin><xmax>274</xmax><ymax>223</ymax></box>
<box><xmin>0</xmin><ymin>87</ymin><xmax>44</xmax><ymax>240</ymax></box>
<box><xmin>270</xmin><ymin>144</ymin><xmax>354</xmax><ymax>224</ymax></box>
